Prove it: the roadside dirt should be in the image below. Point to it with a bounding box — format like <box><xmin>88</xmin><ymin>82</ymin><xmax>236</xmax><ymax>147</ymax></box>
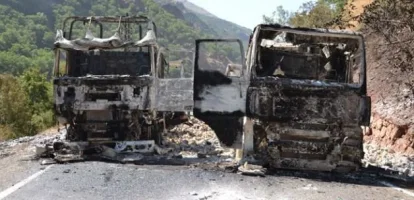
<box><xmin>363</xmin><ymin>26</ymin><xmax>414</xmax><ymax>156</ymax></box>
<box><xmin>0</xmin><ymin>118</ymin><xmax>233</xmax><ymax>164</ymax></box>
<box><xmin>349</xmin><ymin>0</ymin><xmax>414</xmax><ymax>174</ymax></box>
<box><xmin>344</xmin><ymin>0</ymin><xmax>374</xmax><ymax>29</ymax></box>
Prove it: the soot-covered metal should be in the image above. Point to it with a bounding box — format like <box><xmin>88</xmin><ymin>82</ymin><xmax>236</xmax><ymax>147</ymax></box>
<box><xmin>193</xmin><ymin>24</ymin><xmax>371</xmax><ymax>172</ymax></box>
<box><xmin>246</xmin><ymin>25</ymin><xmax>371</xmax><ymax>172</ymax></box>
<box><xmin>53</xmin><ymin>16</ymin><xmax>192</xmax><ymax>144</ymax></box>
<box><xmin>193</xmin><ymin>39</ymin><xmax>247</xmax><ymax>148</ymax></box>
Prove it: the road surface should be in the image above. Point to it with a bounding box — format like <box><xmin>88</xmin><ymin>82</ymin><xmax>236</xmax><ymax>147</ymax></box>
<box><xmin>0</xmin><ymin>160</ymin><xmax>413</xmax><ymax>200</ymax></box>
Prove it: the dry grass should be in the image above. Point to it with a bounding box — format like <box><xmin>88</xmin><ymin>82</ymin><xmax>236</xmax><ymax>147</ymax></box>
<box><xmin>343</xmin><ymin>0</ymin><xmax>374</xmax><ymax>30</ymax></box>
<box><xmin>0</xmin><ymin>125</ymin><xmax>15</xmax><ymax>142</ymax></box>
<box><xmin>37</xmin><ymin>125</ymin><xmax>63</xmax><ymax>136</ymax></box>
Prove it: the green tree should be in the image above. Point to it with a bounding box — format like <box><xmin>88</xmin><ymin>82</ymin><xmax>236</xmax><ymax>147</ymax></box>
<box><xmin>263</xmin><ymin>6</ymin><xmax>292</xmax><ymax>25</ymax></box>
<box><xmin>0</xmin><ymin>5</ymin><xmax>54</xmax><ymax>75</ymax></box>
<box><xmin>322</xmin><ymin>0</ymin><xmax>347</xmax><ymax>14</ymax></box>
<box><xmin>0</xmin><ymin>75</ymin><xmax>32</xmax><ymax>139</ymax></box>
<box><xmin>19</xmin><ymin>67</ymin><xmax>54</xmax><ymax>132</ymax></box>
<box><xmin>19</xmin><ymin>68</ymin><xmax>52</xmax><ymax>113</ymax></box>
<box><xmin>264</xmin><ymin>0</ymin><xmax>347</xmax><ymax>28</ymax></box>
<box><xmin>0</xmin><ymin>68</ymin><xmax>54</xmax><ymax>140</ymax></box>
<box><xmin>289</xmin><ymin>1</ymin><xmax>335</xmax><ymax>28</ymax></box>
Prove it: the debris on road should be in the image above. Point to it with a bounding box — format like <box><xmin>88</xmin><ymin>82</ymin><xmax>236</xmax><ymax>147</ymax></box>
<box><xmin>119</xmin><ymin>154</ymin><xmax>144</xmax><ymax>163</ymax></box>
<box><xmin>27</xmin><ymin>118</ymin><xmax>237</xmax><ymax>168</ymax></box>
<box><xmin>162</xmin><ymin>118</ymin><xmax>231</xmax><ymax>158</ymax></box>
<box><xmin>3</xmin><ymin>118</ymin><xmax>414</xmax><ymax>183</ymax></box>
<box><xmin>40</xmin><ymin>159</ymin><xmax>56</xmax><ymax>165</ymax></box>
<box><xmin>301</xmin><ymin>184</ymin><xmax>318</xmax><ymax>191</ymax></box>
<box><xmin>154</xmin><ymin>145</ymin><xmax>173</xmax><ymax>155</ymax></box>
<box><xmin>363</xmin><ymin>144</ymin><xmax>414</xmax><ymax>177</ymax></box>
<box><xmin>237</xmin><ymin>162</ymin><xmax>266</xmax><ymax>177</ymax></box>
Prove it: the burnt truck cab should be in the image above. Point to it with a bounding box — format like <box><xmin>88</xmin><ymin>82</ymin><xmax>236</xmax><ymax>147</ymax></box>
<box><xmin>193</xmin><ymin>24</ymin><xmax>371</xmax><ymax>171</ymax></box>
<box><xmin>53</xmin><ymin>16</ymin><xmax>193</xmax><ymax>144</ymax></box>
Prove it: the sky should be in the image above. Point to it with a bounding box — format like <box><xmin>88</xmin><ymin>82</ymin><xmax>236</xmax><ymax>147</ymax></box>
<box><xmin>188</xmin><ymin>0</ymin><xmax>310</xmax><ymax>29</ymax></box>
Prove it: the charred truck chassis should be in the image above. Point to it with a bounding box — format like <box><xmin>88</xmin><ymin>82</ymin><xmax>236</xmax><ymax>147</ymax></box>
<box><xmin>193</xmin><ymin>24</ymin><xmax>371</xmax><ymax>172</ymax></box>
<box><xmin>55</xmin><ymin>77</ymin><xmax>162</xmax><ymax>143</ymax></box>
<box><xmin>53</xmin><ymin>16</ymin><xmax>192</xmax><ymax>145</ymax></box>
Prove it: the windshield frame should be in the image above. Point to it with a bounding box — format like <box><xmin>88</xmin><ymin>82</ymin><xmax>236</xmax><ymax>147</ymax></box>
<box><xmin>250</xmin><ymin>25</ymin><xmax>367</xmax><ymax>89</ymax></box>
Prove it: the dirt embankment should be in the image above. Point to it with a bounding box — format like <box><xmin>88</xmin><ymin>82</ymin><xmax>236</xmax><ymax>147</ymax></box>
<box><xmin>349</xmin><ymin>0</ymin><xmax>414</xmax><ymax>155</ymax></box>
<box><xmin>343</xmin><ymin>0</ymin><xmax>374</xmax><ymax>29</ymax></box>
<box><xmin>364</xmin><ymin>32</ymin><xmax>414</xmax><ymax>155</ymax></box>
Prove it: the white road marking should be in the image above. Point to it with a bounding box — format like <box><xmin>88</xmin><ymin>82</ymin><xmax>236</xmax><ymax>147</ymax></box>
<box><xmin>380</xmin><ymin>181</ymin><xmax>414</xmax><ymax>198</ymax></box>
<box><xmin>0</xmin><ymin>165</ymin><xmax>53</xmax><ymax>200</ymax></box>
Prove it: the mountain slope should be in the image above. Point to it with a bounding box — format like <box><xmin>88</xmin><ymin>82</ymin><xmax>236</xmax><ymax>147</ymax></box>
<box><xmin>0</xmin><ymin>0</ymin><xmax>254</xmax><ymax>75</ymax></box>
<box><xmin>155</xmin><ymin>0</ymin><xmax>251</xmax><ymax>45</ymax></box>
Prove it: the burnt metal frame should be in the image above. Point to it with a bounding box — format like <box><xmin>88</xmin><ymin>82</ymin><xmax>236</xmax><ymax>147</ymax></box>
<box><xmin>156</xmin><ymin>48</ymin><xmax>195</xmax><ymax>79</ymax></box>
<box><xmin>193</xmin><ymin>39</ymin><xmax>247</xmax><ymax>118</ymax></box>
<box><xmin>62</xmin><ymin>15</ymin><xmax>158</xmax><ymax>40</ymax></box>
<box><xmin>250</xmin><ymin>25</ymin><xmax>368</xmax><ymax>93</ymax></box>
<box><xmin>54</xmin><ymin>16</ymin><xmax>158</xmax><ymax>78</ymax></box>
<box><xmin>194</xmin><ymin>39</ymin><xmax>246</xmax><ymax>78</ymax></box>
<box><xmin>247</xmin><ymin>25</ymin><xmax>371</xmax><ymax>126</ymax></box>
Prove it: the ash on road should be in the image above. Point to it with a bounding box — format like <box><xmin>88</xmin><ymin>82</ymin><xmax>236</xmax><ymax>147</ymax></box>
<box><xmin>2</xmin><ymin>162</ymin><xmax>413</xmax><ymax>200</ymax></box>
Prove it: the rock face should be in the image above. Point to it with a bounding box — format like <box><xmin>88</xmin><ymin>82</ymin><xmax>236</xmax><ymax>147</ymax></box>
<box><xmin>363</xmin><ymin>114</ymin><xmax>414</xmax><ymax>176</ymax></box>
<box><xmin>363</xmin><ymin>31</ymin><xmax>414</xmax><ymax>156</ymax></box>
<box><xmin>365</xmin><ymin>114</ymin><xmax>414</xmax><ymax>155</ymax></box>
<box><xmin>363</xmin><ymin>143</ymin><xmax>414</xmax><ymax>176</ymax></box>
<box><xmin>356</xmin><ymin>0</ymin><xmax>414</xmax><ymax>173</ymax></box>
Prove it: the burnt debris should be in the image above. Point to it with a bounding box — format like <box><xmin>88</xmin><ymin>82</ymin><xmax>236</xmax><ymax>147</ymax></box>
<box><xmin>192</xmin><ymin>24</ymin><xmax>371</xmax><ymax>172</ymax></box>
<box><xmin>53</xmin><ymin>15</ymin><xmax>193</xmax><ymax>144</ymax></box>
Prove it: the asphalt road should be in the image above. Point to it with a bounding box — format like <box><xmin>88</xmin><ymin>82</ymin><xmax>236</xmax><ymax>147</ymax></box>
<box><xmin>1</xmin><ymin>161</ymin><xmax>414</xmax><ymax>200</ymax></box>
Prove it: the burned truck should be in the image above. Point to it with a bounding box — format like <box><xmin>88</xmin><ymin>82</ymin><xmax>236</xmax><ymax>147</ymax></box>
<box><xmin>52</xmin><ymin>16</ymin><xmax>193</xmax><ymax>146</ymax></box>
<box><xmin>193</xmin><ymin>24</ymin><xmax>371</xmax><ymax>172</ymax></box>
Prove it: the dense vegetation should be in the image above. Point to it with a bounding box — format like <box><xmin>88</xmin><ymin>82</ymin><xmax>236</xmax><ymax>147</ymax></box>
<box><xmin>262</xmin><ymin>0</ymin><xmax>348</xmax><ymax>28</ymax></box>
<box><xmin>0</xmin><ymin>2</ymin><xmax>55</xmax><ymax>139</ymax></box>
<box><xmin>359</xmin><ymin>0</ymin><xmax>414</xmax><ymax>72</ymax></box>
<box><xmin>0</xmin><ymin>68</ymin><xmax>53</xmax><ymax>139</ymax></box>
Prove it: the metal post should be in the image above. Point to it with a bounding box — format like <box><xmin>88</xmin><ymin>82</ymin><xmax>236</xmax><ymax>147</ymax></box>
<box><xmin>242</xmin><ymin>117</ymin><xmax>254</xmax><ymax>155</ymax></box>
<box><xmin>235</xmin><ymin>117</ymin><xmax>254</xmax><ymax>162</ymax></box>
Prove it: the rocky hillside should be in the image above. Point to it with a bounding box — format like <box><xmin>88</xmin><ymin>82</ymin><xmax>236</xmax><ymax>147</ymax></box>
<box><xmin>346</xmin><ymin>0</ymin><xmax>414</xmax><ymax>155</ymax></box>
<box><xmin>343</xmin><ymin>0</ymin><xmax>373</xmax><ymax>29</ymax></box>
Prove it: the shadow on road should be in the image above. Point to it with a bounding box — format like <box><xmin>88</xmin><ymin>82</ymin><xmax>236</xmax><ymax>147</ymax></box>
<box><xmin>265</xmin><ymin>167</ymin><xmax>414</xmax><ymax>189</ymax></box>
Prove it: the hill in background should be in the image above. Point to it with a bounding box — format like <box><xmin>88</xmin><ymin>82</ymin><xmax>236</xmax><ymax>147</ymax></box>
<box><xmin>0</xmin><ymin>0</ymin><xmax>251</xmax><ymax>75</ymax></box>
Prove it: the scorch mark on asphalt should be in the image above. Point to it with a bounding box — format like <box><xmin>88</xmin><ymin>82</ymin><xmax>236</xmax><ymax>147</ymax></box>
<box><xmin>0</xmin><ymin>165</ymin><xmax>54</xmax><ymax>200</ymax></box>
